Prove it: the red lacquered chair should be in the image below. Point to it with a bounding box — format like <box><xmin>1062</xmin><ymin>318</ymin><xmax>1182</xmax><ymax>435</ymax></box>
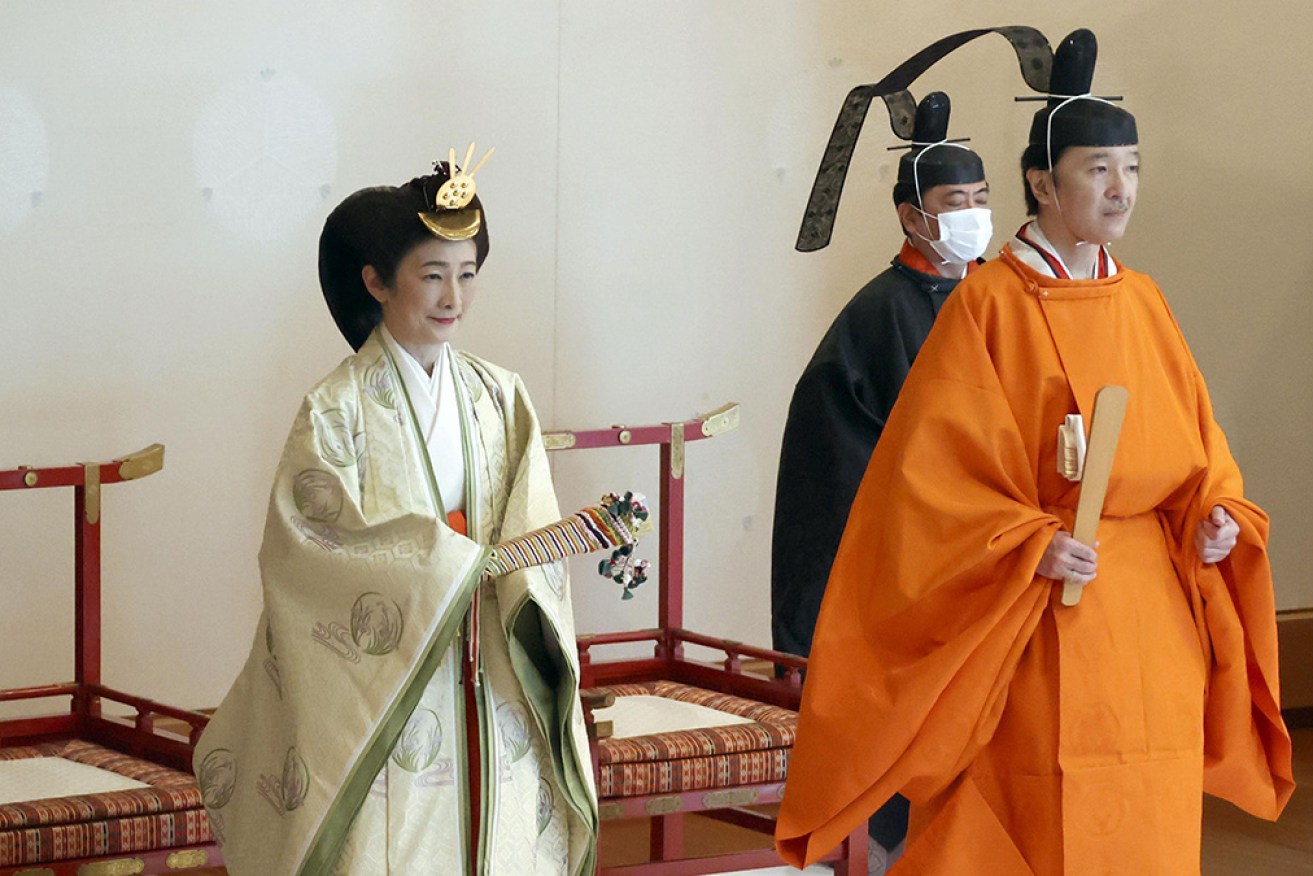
<box><xmin>546</xmin><ymin>405</ymin><xmax>866</xmax><ymax>875</ymax></box>
<box><xmin>0</xmin><ymin>419</ymin><xmax>867</xmax><ymax>876</ymax></box>
<box><xmin>0</xmin><ymin>446</ymin><xmax>220</xmax><ymax>875</ymax></box>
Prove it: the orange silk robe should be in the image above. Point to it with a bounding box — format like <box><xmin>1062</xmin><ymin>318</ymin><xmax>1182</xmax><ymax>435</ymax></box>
<box><xmin>775</xmin><ymin>246</ymin><xmax>1293</xmax><ymax>874</ymax></box>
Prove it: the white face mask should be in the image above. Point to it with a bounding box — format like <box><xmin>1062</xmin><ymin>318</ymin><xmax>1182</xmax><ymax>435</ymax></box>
<box><xmin>914</xmin><ymin>205</ymin><xmax>993</xmax><ymax>266</ymax></box>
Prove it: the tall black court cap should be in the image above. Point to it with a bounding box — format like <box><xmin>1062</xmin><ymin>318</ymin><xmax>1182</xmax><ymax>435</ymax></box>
<box><xmin>896</xmin><ymin>91</ymin><xmax>986</xmax><ymax>194</ymax></box>
<box><xmin>1026</xmin><ymin>28</ymin><xmax>1137</xmax><ymax>154</ymax></box>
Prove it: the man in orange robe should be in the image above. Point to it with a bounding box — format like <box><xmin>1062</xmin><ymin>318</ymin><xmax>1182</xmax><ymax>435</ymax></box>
<box><xmin>776</xmin><ymin>29</ymin><xmax>1293</xmax><ymax>874</ymax></box>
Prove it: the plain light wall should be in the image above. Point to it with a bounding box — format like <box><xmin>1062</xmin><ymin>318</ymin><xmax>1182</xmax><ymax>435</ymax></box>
<box><xmin>2</xmin><ymin>1</ymin><xmax>1309</xmax><ymax>714</ymax></box>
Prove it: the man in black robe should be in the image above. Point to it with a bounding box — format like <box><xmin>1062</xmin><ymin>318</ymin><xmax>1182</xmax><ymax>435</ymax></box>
<box><xmin>771</xmin><ymin>91</ymin><xmax>991</xmax><ymax>866</ymax></box>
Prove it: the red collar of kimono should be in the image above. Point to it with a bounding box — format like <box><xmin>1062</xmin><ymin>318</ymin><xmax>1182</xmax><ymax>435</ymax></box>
<box><xmin>1013</xmin><ymin>222</ymin><xmax>1111</xmax><ymax>280</ymax></box>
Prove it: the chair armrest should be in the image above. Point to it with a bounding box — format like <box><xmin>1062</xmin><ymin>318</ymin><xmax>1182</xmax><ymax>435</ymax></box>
<box><xmin>580</xmin><ymin>688</ymin><xmax>616</xmax><ymax>741</ymax></box>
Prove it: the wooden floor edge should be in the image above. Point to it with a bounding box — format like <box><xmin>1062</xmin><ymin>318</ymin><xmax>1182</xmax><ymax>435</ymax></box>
<box><xmin>1282</xmin><ymin>706</ymin><xmax>1313</xmax><ymax>730</ymax></box>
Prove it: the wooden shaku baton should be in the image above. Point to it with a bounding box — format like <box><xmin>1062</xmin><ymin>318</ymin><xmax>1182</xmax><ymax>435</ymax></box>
<box><xmin>1061</xmin><ymin>385</ymin><xmax>1129</xmax><ymax>607</ymax></box>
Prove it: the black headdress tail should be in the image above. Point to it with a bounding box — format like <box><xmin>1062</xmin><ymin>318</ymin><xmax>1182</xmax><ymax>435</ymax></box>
<box><xmin>1024</xmin><ymin>29</ymin><xmax>1137</xmax><ymax>157</ymax></box>
<box><xmin>796</xmin><ymin>26</ymin><xmax>1054</xmax><ymax>252</ymax></box>
<box><xmin>894</xmin><ymin>92</ymin><xmax>986</xmax><ymax>201</ymax></box>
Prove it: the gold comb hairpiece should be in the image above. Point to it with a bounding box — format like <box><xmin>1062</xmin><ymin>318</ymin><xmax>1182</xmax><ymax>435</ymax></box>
<box><xmin>419</xmin><ymin>142</ymin><xmax>494</xmax><ymax>241</ymax></box>
<box><xmin>435</xmin><ymin>142</ymin><xmax>494</xmax><ymax>209</ymax></box>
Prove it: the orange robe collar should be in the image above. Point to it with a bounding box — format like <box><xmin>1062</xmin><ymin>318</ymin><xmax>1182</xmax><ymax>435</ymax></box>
<box><xmin>897</xmin><ymin>239</ymin><xmax>979</xmax><ymax>278</ymax></box>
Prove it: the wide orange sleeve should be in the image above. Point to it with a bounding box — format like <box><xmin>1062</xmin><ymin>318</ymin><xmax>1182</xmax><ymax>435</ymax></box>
<box><xmin>1146</xmin><ymin>286</ymin><xmax>1294</xmax><ymax>820</ymax></box>
<box><xmin>774</xmin><ymin>293</ymin><xmax>1061</xmax><ymax>867</ymax></box>
<box><xmin>1179</xmin><ymin>365</ymin><xmax>1293</xmax><ymax>818</ymax></box>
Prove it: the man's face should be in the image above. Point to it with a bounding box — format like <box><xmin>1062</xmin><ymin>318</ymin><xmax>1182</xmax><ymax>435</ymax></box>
<box><xmin>899</xmin><ymin>180</ymin><xmax>990</xmax><ymax>240</ymax></box>
<box><xmin>1044</xmin><ymin>144</ymin><xmax>1139</xmax><ymax>244</ymax></box>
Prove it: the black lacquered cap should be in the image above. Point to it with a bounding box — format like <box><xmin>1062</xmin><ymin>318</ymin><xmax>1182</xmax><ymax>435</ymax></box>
<box><xmin>896</xmin><ymin>92</ymin><xmax>986</xmax><ymax>191</ymax></box>
<box><xmin>1028</xmin><ymin>29</ymin><xmax>1137</xmax><ymax>151</ymax></box>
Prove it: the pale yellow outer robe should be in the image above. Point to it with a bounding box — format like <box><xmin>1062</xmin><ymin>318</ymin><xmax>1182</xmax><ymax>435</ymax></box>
<box><xmin>195</xmin><ymin>330</ymin><xmax>596</xmax><ymax>875</ymax></box>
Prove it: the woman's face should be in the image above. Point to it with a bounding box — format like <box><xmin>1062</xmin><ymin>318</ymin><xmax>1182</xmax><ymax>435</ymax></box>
<box><xmin>365</xmin><ymin>237</ymin><xmax>479</xmax><ymax>355</ymax></box>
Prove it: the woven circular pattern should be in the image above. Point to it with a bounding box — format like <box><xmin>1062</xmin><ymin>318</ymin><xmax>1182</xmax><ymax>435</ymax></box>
<box><xmin>0</xmin><ymin>85</ymin><xmax>48</xmax><ymax>235</ymax></box>
<box><xmin>193</xmin><ymin>69</ymin><xmax>336</xmax><ymax>242</ymax></box>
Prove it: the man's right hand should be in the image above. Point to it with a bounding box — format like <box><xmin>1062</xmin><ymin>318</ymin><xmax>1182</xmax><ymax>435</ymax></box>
<box><xmin>1037</xmin><ymin>530</ymin><xmax>1098</xmax><ymax>584</ymax></box>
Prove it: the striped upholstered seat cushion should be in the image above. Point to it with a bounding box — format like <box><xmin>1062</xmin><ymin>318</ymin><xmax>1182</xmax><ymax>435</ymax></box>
<box><xmin>0</xmin><ymin>740</ymin><xmax>211</xmax><ymax>867</ymax></box>
<box><xmin>591</xmin><ymin>681</ymin><xmax>797</xmax><ymax>797</ymax></box>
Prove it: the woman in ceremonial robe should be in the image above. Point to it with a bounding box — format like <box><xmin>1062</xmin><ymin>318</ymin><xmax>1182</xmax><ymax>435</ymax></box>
<box><xmin>776</xmin><ymin>30</ymin><xmax>1293</xmax><ymax>875</ymax></box>
<box><xmin>196</xmin><ymin>152</ymin><xmax>633</xmax><ymax>875</ymax></box>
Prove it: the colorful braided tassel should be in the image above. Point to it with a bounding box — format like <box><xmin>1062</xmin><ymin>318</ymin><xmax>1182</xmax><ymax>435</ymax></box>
<box><xmin>484</xmin><ymin>492</ymin><xmax>650</xmax><ymax>598</ymax></box>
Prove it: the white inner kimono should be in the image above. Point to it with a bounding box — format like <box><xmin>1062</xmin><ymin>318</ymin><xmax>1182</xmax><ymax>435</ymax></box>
<box><xmin>380</xmin><ymin>327</ymin><xmax>465</xmax><ymax>515</ymax></box>
<box><xmin>1011</xmin><ymin>220</ymin><xmax>1119</xmax><ymax>280</ymax></box>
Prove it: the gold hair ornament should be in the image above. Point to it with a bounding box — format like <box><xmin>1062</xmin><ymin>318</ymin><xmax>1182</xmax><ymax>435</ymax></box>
<box><xmin>418</xmin><ymin>142</ymin><xmax>494</xmax><ymax>241</ymax></box>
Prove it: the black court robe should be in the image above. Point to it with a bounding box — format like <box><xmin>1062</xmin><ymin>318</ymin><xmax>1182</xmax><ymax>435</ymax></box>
<box><xmin>771</xmin><ymin>244</ymin><xmax>969</xmax><ymax>849</ymax></box>
<box><xmin>772</xmin><ymin>245</ymin><xmax>966</xmax><ymax>659</ymax></box>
